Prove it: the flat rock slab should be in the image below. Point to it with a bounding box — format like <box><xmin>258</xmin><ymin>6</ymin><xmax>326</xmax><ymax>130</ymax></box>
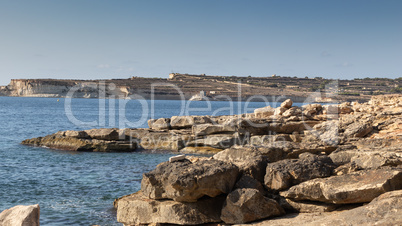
<box><xmin>281</xmin><ymin>168</ymin><xmax>402</xmax><ymax>204</ymax></box>
<box><xmin>116</xmin><ymin>192</ymin><xmax>224</xmax><ymax>225</ymax></box>
<box><xmin>256</xmin><ymin>190</ymin><xmax>402</xmax><ymax>226</ymax></box>
<box><xmin>141</xmin><ymin>159</ymin><xmax>239</xmax><ymax>202</ymax></box>
<box><xmin>221</xmin><ymin>188</ymin><xmax>283</xmax><ymax>224</ymax></box>
<box><xmin>0</xmin><ymin>204</ymin><xmax>40</xmax><ymax>226</ymax></box>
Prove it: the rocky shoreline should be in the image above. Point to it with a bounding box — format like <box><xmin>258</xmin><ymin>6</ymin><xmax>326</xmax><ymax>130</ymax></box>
<box><xmin>21</xmin><ymin>94</ymin><xmax>402</xmax><ymax>225</ymax></box>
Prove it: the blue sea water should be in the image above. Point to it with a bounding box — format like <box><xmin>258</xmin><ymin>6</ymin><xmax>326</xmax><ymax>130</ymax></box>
<box><xmin>0</xmin><ymin>96</ymin><xmax>292</xmax><ymax>225</ymax></box>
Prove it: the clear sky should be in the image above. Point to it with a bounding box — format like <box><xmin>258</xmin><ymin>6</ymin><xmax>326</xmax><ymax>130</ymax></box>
<box><xmin>0</xmin><ymin>0</ymin><xmax>401</xmax><ymax>85</ymax></box>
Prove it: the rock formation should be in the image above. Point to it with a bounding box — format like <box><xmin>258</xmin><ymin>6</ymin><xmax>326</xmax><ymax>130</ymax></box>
<box><xmin>20</xmin><ymin>95</ymin><xmax>402</xmax><ymax>225</ymax></box>
<box><xmin>0</xmin><ymin>204</ymin><xmax>40</xmax><ymax>226</ymax></box>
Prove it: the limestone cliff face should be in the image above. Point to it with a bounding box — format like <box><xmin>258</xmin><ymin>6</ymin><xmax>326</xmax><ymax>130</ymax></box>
<box><xmin>5</xmin><ymin>79</ymin><xmax>130</xmax><ymax>98</ymax></box>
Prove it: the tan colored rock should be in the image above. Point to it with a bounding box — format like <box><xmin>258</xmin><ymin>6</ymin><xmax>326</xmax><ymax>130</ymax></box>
<box><xmin>274</xmin><ymin>107</ymin><xmax>287</xmax><ymax>116</ymax></box>
<box><xmin>281</xmin><ymin>99</ymin><xmax>293</xmax><ymax>108</ymax></box>
<box><xmin>249</xmin><ymin>134</ymin><xmax>292</xmax><ymax>146</ymax></box>
<box><xmin>0</xmin><ymin>204</ymin><xmax>40</xmax><ymax>226</ymax></box>
<box><xmin>187</xmin><ymin>134</ymin><xmax>240</xmax><ymax>149</ymax></box>
<box><xmin>180</xmin><ymin>146</ymin><xmax>223</xmax><ymax>154</ymax></box>
<box><xmin>255</xmin><ymin>190</ymin><xmax>402</xmax><ymax>225</ymax></box>
<box><xmin>192</xmin><ymin>123</ymin><xmax>236</xmax><ymax>136</ymax></box>
<box><xmin>116</xmin><ymin>191</ymin><xmax>224</xmax><ymax>225</ymax></box>
<box><xmin>254</xmin><ymin>106</ymin><xmax>275</xmax><ymax>118</ymax></box>
<box><xmin>170</xmin><ymin>115</ymin><xmax>212</xmax><ymax>129</ymax></box>
<box><xmin>282</xmin><ymin>107</ymin><xmax>302</xmax><ymax>117</ymax></box>
<box><xmin>214</xmin><ymin>146</ymin><xmax>268</xmax><ymax>182</ymax></box>
<box><xmin>281</xmin><ymin>168</ymin><xmax>402</xmax><ymax>204</ymax></box>
<box><xmin>264</xmin><ymin>153</ymin><xmax>335</xmax><ymax>191</ymax></box>
<box><xmin>85</xmin><ymin>128</ymin><xmax>120</xmax><ymax>140</ymax></box>
<box><xmin>221</xmin><ymin>188</ymin><xmax>283</xmax><ymax>224</ymax></box>
<box><xmin>148</xmin><ymin>118</ymin><xmax>170</xmax><ymax>130</ymax></box>
<box><xmin>141</xmin><ymin>159</ymin><xmax>239</xmax><ymax>202</ymax></box>
<box><xmin>21</xmin><ymin>135</ymin><xmax>136</xmax><ymax>152</ymax></box>
<box><xmin>280</xmin><ymin>198</ymin><xmax>338</xmax><ymax>213</ymax></box>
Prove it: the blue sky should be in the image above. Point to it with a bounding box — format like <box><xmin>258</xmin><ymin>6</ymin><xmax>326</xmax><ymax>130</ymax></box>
<box><xmin>0</xmin><ymin>0</ymin><xmax>401</xmax><ymax>85</ymax></box>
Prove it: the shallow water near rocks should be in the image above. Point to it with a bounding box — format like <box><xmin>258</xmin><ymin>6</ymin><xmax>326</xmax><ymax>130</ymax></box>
<box><xmin>0</xmin><ymin>96</ymin><xmax>300</xmax><ymax>225</ymax></box>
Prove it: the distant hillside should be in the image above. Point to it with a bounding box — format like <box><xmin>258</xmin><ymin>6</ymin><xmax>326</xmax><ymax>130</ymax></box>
<box><xmin>0</xmin><ymin>74</ymin><xmax>401</xmax><ymax>102</ymax></box>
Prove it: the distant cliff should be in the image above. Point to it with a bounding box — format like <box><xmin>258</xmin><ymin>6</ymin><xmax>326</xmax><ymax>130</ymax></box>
<box><xmin>1</xmin><ymin>74</ymin><xmax>400</xmax><ymax>101</ymax></box>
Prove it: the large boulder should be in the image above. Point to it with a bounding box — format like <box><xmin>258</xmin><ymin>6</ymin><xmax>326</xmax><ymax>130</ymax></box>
<box><xmin>116</xmin><ymin>191</ymin><xmax>224</xmax><ymax>225</ymax></box>
<box><xmin>141</xmin><ymin>159</ymin><xmax>239</xmax><ymax>202</ymax></box>
<box><xmin>220</xmin><ymin>188</ymin><xmax>283</xmax><ymax>224</ymax></box>
<box><xmin>0</xmin><ymin>204</ymin><xmax>40</xmax><ymax>226</ymax></box>
<box><xmin>281</xmin><ymin>168</ymin><xmax>402</xmax><ymax>204</ymax></box>
<box><xmin>213</xmin><ymin>146</ymin><xmax>268</xmax><ymax>182</ymax></box>
<box><xmin>264</xmin><ymin>153</ymin><xmax>335</xmax><ymax>191</ymax></box>
<box><xmin>170</xmin><ymin>116</ymin><xmax>212</xmax><ymax>129</ymax></box>
<box><xmin>281</xmin><ymin>99</ymin><xmax>293</xmax><ymax>108</ymax></box>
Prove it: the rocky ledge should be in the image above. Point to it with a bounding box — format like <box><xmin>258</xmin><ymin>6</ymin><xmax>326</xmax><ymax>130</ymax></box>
<box><xmin>22</xmin><ymin>95</ymin><xmax>402</xmax><ymax>225</ymax></box>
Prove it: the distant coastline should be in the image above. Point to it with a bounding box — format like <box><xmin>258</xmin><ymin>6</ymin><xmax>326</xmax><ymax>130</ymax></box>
<box><xmin>0</xmin><ymin>74</ymin><xmax>401</xmax><ymax>102</ymax></box>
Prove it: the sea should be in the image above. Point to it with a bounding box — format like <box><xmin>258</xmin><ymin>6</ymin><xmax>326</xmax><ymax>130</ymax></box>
<box><xmin>0</xmin><ymin>96</ymin><xmax>300</xmax><ymax>225</ymax></box>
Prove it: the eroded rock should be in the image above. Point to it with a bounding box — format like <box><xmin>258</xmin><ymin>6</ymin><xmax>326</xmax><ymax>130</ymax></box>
<box><xmin>0</xmin><ymin>204</ymin><xmax>40</xmax><ymax>226</ymax></box>
<box><xmin>264</xmin><ymin>153</ymin><xmax>335</xmax><ymax>191</ymax></box>
<box><xmin>116</xmin><ymin>191</ymin><xmax>224</xmax><ymax>225</ymax></box>
<box><xmin>141</xmin><ymin>159</ymin><xmax>239</xmax><ymax>202</ymax></box>
<box><xmin>220</xmin><ymin>188</ymin><xmax>283</xmax><ymax>224</ymax></box>
<box><xmin>281</xmin><ymin>168</ymin><xmax>402</xmax><ymax>204</ymax></box>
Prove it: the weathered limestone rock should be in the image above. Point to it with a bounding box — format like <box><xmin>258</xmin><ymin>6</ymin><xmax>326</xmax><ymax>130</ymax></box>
<box><xmin>282</xmin><ymin>107</ymin><xmax>302</xmax><ymax>117</ymax></box>
<box><xmin>234</xmin><ymin>175</ymin><xmax>267</xmax><ymax>195</ymax></box>
<box><xmin>85</xmin><ymin>128</ymin><xmax>121</xmax><ymax>140</ymax></box>
<box><xmin>255</xmin><ymin>141</ymin><xmax>295</xmax><ymax>162</ymax></box>
<box><xmin>187</xmin><ymin>134</ymin><xmax>240</xmax><ymax>149</ymax></box>
<box><xmin>213</xmin><ymin>146</ymin><xmax>268</xmax><ymax>182</ymax></box>
<box><xmin>179</xmin><ymin>146</ymin><xmax>223</xmax><ymax>154</ymax></box>
<box><xmin>21</xmin><ymin>135</ymin><xmax>136</xmax><ymax>152</ymax></box>
<box><xmin>302</xmin><ymin>104</ymin><xmax>322</xmax><ymax>117</ymax></box>
<box><xmin>343</xmin><ymin>121</ymin><xmax>373</xmax><ymax>138</ymax></box>
<box><xmin>220</xmin><ymin>188</ymin><xmax>283</xmax><ymax>224</ymax></box>
<box><xmin>254</xmin><ymin>106</ymin><xmax>275</xmax><ymax>118</ymax></box>
<box><xmin>141</xmin><ymin>159</ymin><xmax>239</xmax><ymax>202</ymax></box>
<box><xmin>116</xmin><ymin>192</ymin><xmax>224</xmax><ymax>225</ymax></box>
<box><xmin>281</xmin><ymin>99</ymin><xmax>293</xmax><ymax>109</ymax></box>
<box><xmin>170</xmin><ymin>115</ymin><xmax>212</xmax><ymax>129</ymax></box>
<box><xmin>279</xmin><ymin>198</ymin><xmax>338</xmax><ymax>213</ymax></box>
<box><xmin>250</xmin><ymin>134</ymin><xmax>292</xmax><ymax>146</ymax></box>
<box><xmin>192</xmin><ymin>123</ymin><xmax>236</xmax><ymax>136</ymax></box>
<box><xmin>62</xmin><ymin>130</ymin><xmax>89</xmax><ymax>138</ymax></box>
<box><xmin>264</xmin><ymin>153</ymin><xmax>335</xmax><ymax>191</ymax></box>
<box><xmin>238</xmin><ymin>118</ymin><xmax>320</xmax><ymax>135</ymax></box>
<box><xmin>274</xmin><ymin>107</ymin><xmax>287</xmax><ymax>116</ymax></box>
<box><xmin>281</xmin><ymin>168</ymin><xmax>402</xmax><ymax>204</ymax></box>
<box><xmin>0</xmin><ymin>204</ymin><xmax>40</xmax><ymax>226</ymax></box>
<box><xmin>264</xmin><ymin>190</ymin><xmax>402</xmax><ymax>225</ymax></box>
<box><xmin>148</xmin><ymin>118</ymin><xmax>170</xmax><ymax>130</ymax></box>
<box><xmin>139</xmin><ymin>131</ymin><xmax>184</xmax><ymax>151</ymax></box>
<box><xmin>351</xmin><ymin>151</ymin><xmax>402</xmax><ymax>169</ymax></box>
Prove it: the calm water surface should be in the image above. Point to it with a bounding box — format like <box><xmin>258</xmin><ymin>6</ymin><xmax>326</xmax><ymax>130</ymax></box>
<box><xmin>0</xmin><ymin>96</ymin><xmax>292</xmax><ymax>225</ymax></box>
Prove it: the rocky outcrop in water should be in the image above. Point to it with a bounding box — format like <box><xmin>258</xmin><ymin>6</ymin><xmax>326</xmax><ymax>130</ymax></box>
<box><xmin>20</xmin><ymin>95</ymin><xmax>402</xmax><ymax>224</ymax></box>
<box><xmin>113</xmin><ymin>95</ymin><xmax>402</xmax><ymax>225</ymax></box>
